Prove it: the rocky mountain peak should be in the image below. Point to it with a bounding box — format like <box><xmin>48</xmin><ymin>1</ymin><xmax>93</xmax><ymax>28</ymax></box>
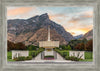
<box><xmin>7</xmin><ymin>13</ymin><xmax>74</xmax><ymax>45</ymax></box>
<box><xmin>39</xmin><ymin>13</ymin><xmax>49</xmax><ymax>21</ymax></box>
<box><xmin>81</xmin><ymin>29</ymin><xmax>93</xmax><ymax>40</ymax></box>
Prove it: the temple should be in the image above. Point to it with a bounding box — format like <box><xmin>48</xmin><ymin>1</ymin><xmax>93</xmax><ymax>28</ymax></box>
<box><xmin>39</xmin><ymin>26</ymin><xmax>59</xmax><ymax>59</ymax></box>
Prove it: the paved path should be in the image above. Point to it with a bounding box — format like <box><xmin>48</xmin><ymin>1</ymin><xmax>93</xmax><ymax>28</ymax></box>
<box><xmin>34</xmin><ymin>51</ymin><xmax>64</xmax><ymax>61</ymax></box>
<box><xmin>56</xmin><ymin>52</ymin><xmax>64</xmax><ymax>60</ymax></box>
<box><xmin>34</xmin><ymin>53</ymin><xmax>42</xmax><ymax>60</ymax></box>
<box><xmin>22</xmin><ymin>51</ymin><xmax>73</xmax><ymax>62</ymax></box>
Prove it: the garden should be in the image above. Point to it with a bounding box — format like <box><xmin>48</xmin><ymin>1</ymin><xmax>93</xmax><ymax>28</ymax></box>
<box><xmin>54</xmin><ymin>39</ymin><xmax>93</xmax><ymax>61</ymax></box>
<box><xmin>7</xmin><ymin>42</ymin><xmax>44</xmax><ymax>61</ymax></box>
<box><xmin>54</xmin><ymin>48</ymin><xmax>93</xmax><ymax>61</ymax></box>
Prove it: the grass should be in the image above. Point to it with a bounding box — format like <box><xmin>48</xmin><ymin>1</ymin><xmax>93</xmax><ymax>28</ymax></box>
<box><xmin>62</xmin><ymin>50</ymin><xmax>69</xmax><ymax>56</ymax></box>
<box><xmin>8</xmin><ymin>59</ymin><xmax>15</xmax><ymax>61</ymax></box>
<box><xmin>7</xmin><ymin>51</ymin><xmax>15</xmax><ymax>61</ymax></box>
<box><xmin>80</xmin><ymin>59</ymin><xmax>93</xmax><ymax>61</ymax></box>
<box><xmin>80</xmin><ymin>51</ymin><xmax>93</xmax><ymax>61</ymax></box>
<box><xmin>29</xmin><ymin>51</ymin><xmax>36</xmax><ymax>56</ymax></box>
<box><xmin>85</xmin><ymin>51</ymin><xmax>93</xmax><ymax>59</ymax></box>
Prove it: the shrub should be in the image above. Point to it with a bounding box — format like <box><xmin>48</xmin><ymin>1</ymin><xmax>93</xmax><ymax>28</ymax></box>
<box><xmin>14</xmin><ymin>56</ymin><xmax>32</xmax><ymax>61</ymax></box>
<box><xmin>7</xmin><ymin>56</ymin><xmax>12</xmax><ymax>59</ymax></box>
<box><xmin>29</xmin><ymin>48</ymin><xmax>44</xmax><ymax>57</ymax></box>
<box><xmin>25</xmin><ymin>56</ymin><xmax>32</xmax><ymax>60</ymax></box>
<box><xmin>44</xmin><ymin>55</ymin><xmax>54</xmax><ymax>60</ymax></box>
<box><xmin>14</xmin><ymin>56</ymin><xmax>25</xmax><ymax>61</ymax></box>
<box><xmin>66</xmin><ymin>45</ymin><xmax>71</xmax><ymax>50</ymax></box>
<box><xmin>44</xmin><ymin>55</ymin><xmax>54</xmax><ymax>58</ymax></box>
<box><xmin>59</xmin><ymin>45</ymin><xmax>67</xmax><ymax>50</ymax></box>
<box><xmin>65</xmin><ymin>56</ymin><xmax>80</xmax><ymax>61</ymax></box>
<box><xmin>31</xmin><ymin>52</ymin><xmax>36</xmax><ymax>57</ymax></box>
<box><xmin>65</xmin><ymin>56</ymin><xmax>71</xmax><ymax>60</ymax></box>
<box><xmin>27</xmin><ymin>45</ymin><xmax>37</xmax><ymax>51</ymax></box>
<box><xmin>54</xmin><ymin>49</ymin><xmax>68</xmax><ymax>57</ymax></box>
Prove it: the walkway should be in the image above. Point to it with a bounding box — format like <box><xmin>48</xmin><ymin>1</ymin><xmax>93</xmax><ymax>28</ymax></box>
<box><xmin>22</xmin><ymin>51</ymin><xmax>72</xmax><ymax>62</ymax></box>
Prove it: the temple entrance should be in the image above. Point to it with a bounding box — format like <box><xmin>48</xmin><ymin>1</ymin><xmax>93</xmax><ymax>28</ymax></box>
<box><xmin>41</xmin><ymin>48</ymin><xmax>57</xmax><ymax>60</ymax></box>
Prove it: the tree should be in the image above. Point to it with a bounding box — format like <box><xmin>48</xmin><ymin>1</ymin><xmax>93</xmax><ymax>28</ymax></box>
<box><xmin>27</xmin><ymin>45</ymin><xmax>37</xmax><ymax>51</ymax></box>
<box><xmin>74</xmin><ymin>43</ymin><xmax>85</xmax><ymax>51</ymax></box>
<box><xmin>15</xmin><ymin>42</ymin><xmax>26</xmax><ymax>50</ymax></box>
<box><xmin>59</xmin><ymin>45</ymin><xmax>66</xmax><ymax>50</ymax></box>
<box><xmin>82</xmin><ymin>38</ymin><xmax>87</xmax><ymax>44</ymax></box>
<box><xmin>67</xmin><ymin>39</ymin><xmax>83</xmax><ymax>50</ymax></box>
<box><xmin>7</xmin><ymin>40</ymin><xmax>15</xmax><ymax>51</ymax></box>
<box><xmin>66</xmin><ymin>45</ymin><xmax>71</xmax><ymax>50</ymax></box>
<box><xmin>7</xmin><ymin>40</ymin><xmax>27</xmax><ymax>51</ymax></box>
<box><xmin>85</xmin><ymin>39</ymin><xmax>93</xmax><ymax>51</ymax></box>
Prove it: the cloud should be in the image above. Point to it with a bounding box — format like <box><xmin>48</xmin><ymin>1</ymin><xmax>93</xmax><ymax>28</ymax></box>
<box><xmin>49</xmin><ymin>14</ymin><xmax>67</xmax><ymax>24</ymax></box>
<box><xmin>65</xmin><ymin>25</ymin><xmax>93</xmax><ymax>36</ymax></box>
<box><xmin>7</xmin><ymin>7</ymin><xmax>34</xmax><ymax>16</ymax></box>
<box><xmin>7</xmin><ymin>7</ymin><xmax>93</xmax><ymax>36</ymax></box>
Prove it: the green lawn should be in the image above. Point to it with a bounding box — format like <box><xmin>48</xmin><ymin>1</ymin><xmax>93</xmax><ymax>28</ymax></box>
<box><xmin>7</xmin><ymin>51</ymin><xmax>15</xmax><ymax>61</ymax></box>
<box><xmin>85</xmin><ymin>51</ymin><xmax>93</xmax><ymax>59</ymax></box>
<box><xmin>80</xmin><ymin>59</ymin><xmax>93</xmax><ymax>61</ymax></box>
<box><xmin>80</xmin><ymin>51</ymin><xmax>93</xmax><ymax>61</ymax></box>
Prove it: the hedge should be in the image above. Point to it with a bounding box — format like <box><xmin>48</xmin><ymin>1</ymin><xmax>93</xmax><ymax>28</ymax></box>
<box><xmin>54</xmin><ymin>48</ymin><xmax>69</xmax><ymax>57</ymax></box>
<box><xmin>14</xmin><ymin>56</ymin><xmax>32</xmax><ymax>61</ymax></box>
<box><xmin>29</xmin><ymin>48</ymin><xmax>44</xmax><ymax>57</ymax></box>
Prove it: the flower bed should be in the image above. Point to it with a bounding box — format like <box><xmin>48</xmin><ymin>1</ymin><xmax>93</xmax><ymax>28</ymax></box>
<box><xmin>44</xmin><ymin>55</ymin><xmax>54</xmax><ymax>60</ymax></box>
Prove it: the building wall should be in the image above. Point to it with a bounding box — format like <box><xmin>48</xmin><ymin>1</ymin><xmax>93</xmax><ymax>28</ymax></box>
<box><xmin>39</xmin><ymin>41</ymin><xmax>59</xmax><ymax>48</ymax></box>
<box><xmin>69</xmin><ymin>51</ymin><xmax>85</xmax><ymax>59</ymax></box>
<box><xmin>44</xmin><ymin>49</ymin><xmax>54</xmax><ymax>56</ymax></box>
<box><xmin>12</xmin><ymin>50</ymin><xmax>29</xmax><ymax>59</ymax></box>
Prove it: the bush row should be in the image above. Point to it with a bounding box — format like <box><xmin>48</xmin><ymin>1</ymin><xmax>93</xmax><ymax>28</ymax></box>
<box><xmin>65</xmin><ymin>56</ymin><xmax>82</xmax><ymax>61</ymax></box>
<box><xmin>44</xmin><ymin>55</ymin><xmax>54</xmax><ymax>58</ymax></box>
<box><xmin>30</xmin><ymin>48</ymin><xmax>44</xmax><ymax>57</ymax></box>
<box><xmin>14</xmin><ymin>56</ymin><xmax>32</xmax><ymax>61</ymax></box>
<box><xmin>54</xmin><ymin>48</ymin><xmax>68</xmax><ymax>58</ymax></box>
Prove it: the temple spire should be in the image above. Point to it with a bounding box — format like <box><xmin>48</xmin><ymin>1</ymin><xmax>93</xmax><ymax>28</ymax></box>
<box><xmin>48</xmin><ymin>26</ymin><xmax>50</xmax><ymax>41</ymax></box>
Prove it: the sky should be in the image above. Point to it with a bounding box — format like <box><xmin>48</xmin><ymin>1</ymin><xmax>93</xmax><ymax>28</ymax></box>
<box><xmin>7</xmin><ymin>6</ymin><xmax>93</xmax><ymax>36</ymax></box>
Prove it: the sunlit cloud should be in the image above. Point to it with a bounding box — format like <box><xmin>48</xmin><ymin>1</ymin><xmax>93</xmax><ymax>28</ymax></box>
<box><xmin>7</xmin><ymin>7</ymin><xmax>93</xmax><ymax>36</ymax></box>
<box><xmin>7</xmin><ymin>7</ymin><xmax>36</xmax><ymax>19</ymax></box>
<box><xmin>65</xmin><ymin>25</ymin><xmax>93</xmax><ymax>36</ymax></box>
<box><xmin>7</xmin><ymin>7</ymin><xmax>34</xmax><ymax>16</ymax></box>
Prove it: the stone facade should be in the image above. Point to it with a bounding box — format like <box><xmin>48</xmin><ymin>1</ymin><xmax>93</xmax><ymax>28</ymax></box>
<box><xmin>39</xmin><ymin>41</ymin><xmax>59</xmax><ymax>48</ymax></box>
<box><xmin>69</xmin><ymin>51</ymin><xmax>85</xmax><ymax>59</ymax></box>
<box><xmin>12</xmin><ymin>50</ymin><xmax>29</xmax><ymax>59</ymax></box>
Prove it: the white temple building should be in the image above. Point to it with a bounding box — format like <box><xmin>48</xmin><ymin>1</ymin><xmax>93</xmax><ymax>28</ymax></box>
<box><xmin>39</xmin><ymin>26</ymin><xmax>59</xmax><ymax>59</ymax></box>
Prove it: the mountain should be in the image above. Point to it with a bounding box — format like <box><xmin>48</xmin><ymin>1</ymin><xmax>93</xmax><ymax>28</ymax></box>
<box><xmin>74</xmin><ymin>34</ymin><xmax>83</xmax><ymax>39</ymax></box>
<box><xmin>7</xmin><ymin>13</ymin><xmax>74</xmax><ymax>45</ymax></box>
<box><xmin>82</xmin><ymin>29</ymin><xmax>93</xmax><ymax>40</ymax></box>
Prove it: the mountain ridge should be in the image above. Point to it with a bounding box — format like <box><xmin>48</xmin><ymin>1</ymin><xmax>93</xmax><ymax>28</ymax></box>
<box><xmin>7</xmin><ymin>13</ymin><xmax>74</xmax><ymax>45</ymax></box>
